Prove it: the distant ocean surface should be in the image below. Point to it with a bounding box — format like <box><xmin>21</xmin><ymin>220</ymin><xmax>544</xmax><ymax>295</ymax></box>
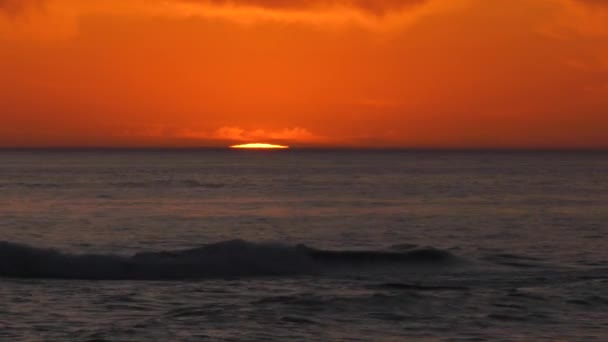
<box><xmin>0</xmin><ymin>150</ymin><xmax>606</xmax><ymax>341</ymax></box>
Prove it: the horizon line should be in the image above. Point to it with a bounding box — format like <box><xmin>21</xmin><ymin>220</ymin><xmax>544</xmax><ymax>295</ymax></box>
<box><xmin>1</xmin><ymin>146</ymin><xmax>607</xmax><ymax>152</ymax></box>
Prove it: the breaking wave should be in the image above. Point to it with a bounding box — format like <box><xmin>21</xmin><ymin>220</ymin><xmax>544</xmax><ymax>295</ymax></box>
<box><xmin>0</xmin><ymin>240</ymin><xmax>458</xmax><ymax>280</ymax></box>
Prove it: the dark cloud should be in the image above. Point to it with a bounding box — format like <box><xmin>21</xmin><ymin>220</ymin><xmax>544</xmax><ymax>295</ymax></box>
<box><xmin>0</xmin><ymin>0</ymin><xmax>42</xmax><ymax>16</ymax></box>
<box><xmin>575</xmin><ymin>0</ymin><xmax>608</xmax><ymax>8</ymax></box>
<box><xmin>189</xmin><ymin>0</ymin><xmax>429</xmax><ymax>15</ymax></box>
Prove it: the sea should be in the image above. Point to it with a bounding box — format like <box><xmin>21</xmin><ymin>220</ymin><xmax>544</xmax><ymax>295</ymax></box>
<box><xmin>0</xmin><ymin>149</ymin><xmax>606</xmax><ymax>341</ymax></box>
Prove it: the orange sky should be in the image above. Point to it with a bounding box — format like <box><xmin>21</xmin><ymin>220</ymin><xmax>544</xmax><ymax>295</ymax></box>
<box><xmin>1</xmin><ymin>0</ymin><xmax>607</xmax><ymax>148</ymax></box>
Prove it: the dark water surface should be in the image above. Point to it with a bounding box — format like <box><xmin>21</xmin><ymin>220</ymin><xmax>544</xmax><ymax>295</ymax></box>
<box><xmin>0</xmin><ymin>150</ymin><xmax>606</xmax><ymax>341</ymax></box>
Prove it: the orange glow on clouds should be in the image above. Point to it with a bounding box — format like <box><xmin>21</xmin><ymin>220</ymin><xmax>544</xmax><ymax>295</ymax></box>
<box><xmin>0</xmin><ymin>0</ymin><xmax>607</xmax><ymax>148</ymax></box>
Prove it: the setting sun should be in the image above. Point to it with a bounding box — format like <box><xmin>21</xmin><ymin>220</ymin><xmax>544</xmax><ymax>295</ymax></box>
<box><xmin>230</xmin><ymin>143</ymin><xmax>290</xmax><ymax>149</ymax></box>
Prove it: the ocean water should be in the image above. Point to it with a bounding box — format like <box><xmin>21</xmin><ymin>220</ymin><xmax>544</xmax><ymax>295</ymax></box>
<box><xmin>0</xmin><ymin>150</ymin><xmax>606</xmax><ymax>341</ymax></box>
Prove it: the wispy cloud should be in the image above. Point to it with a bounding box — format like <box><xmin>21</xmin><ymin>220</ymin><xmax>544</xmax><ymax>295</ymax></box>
<box><xmin>182</xmin><ymin>0</ymin><xmax>429</xmax><ymax>16</ymax></box>
<box><xmin>574</xmin><ymin>0</ymin><xmax>608</xmax><ymax>8</ymax></box>
<box><xmin>546</xmin><ymin>0</ymin><xmax>608</xmax><ymax>36</ymax></box>
<box><xmin>134</xmin><ymin>125</ymin><xmax>326</xmax><ymax>144</ymax></box>
<box><xmin>1</xmin><ymin>0</ymin><xmax>456</xmax><ymax>32</ymax></box>
<box><xmin>198</xmin><ymin>126</ymin><xmax>324</xmax><ymax>143</ymax></box>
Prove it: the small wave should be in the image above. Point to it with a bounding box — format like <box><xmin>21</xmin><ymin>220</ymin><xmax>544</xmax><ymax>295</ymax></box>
<box><xmin>487</xmin><ymin>313</ymin><xmax>528</xmax><ymax>322</ymax></box>
<box><xmin>305</xmin><ymin>248</ymin><xmax>454</xmax><ymax>264</ymax></box>
<box><xmin>482</xmin><ymin>254</ymin><xmax>547</xmax><ymax>268</ymax></box>
<box><xmin>179</xmin><ymin>180</ymin><xmax>225</xmax><ymax>188</ymax></box>
<box><xmin>110</xmin><ymin>180</ymin><xmax>225</xmax><ymax>189</ymax></box>
<box><xmin>280</xmin><ymin>316</ymin><xmax>321</xmax><ymax>325</ymax></box>
<box><xmin>489</xmin><ymin>253</ymin><xmax>544</xmax><ymax>261</ymax></box>
<box><xmin>0</xmin><ymin>240</ymin><xmax>458</xmax><ymax>280</ymax></box>
<box><xmin>0</xmin><ymin>180</ymin><xmax>225</xmax><ymax>189</ymax></box>
<box><xmin>373</xmin><ymin>283</ymin><xmax>469</xmax><ymax>291</ymax></box>
<box><xmin>1</xmin><ymin>182</ymin><xmax>62</xmax><ymax>188</ymax></box>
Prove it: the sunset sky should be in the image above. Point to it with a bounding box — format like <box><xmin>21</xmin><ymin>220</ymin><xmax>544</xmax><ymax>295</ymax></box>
<box><xmin>1</xmin><ymin>0</ymin><xmax>607</xmax><ymax>148</ymax></box>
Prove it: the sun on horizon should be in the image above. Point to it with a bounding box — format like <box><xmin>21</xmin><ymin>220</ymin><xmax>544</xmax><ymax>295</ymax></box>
<box><xmin>230</xmin><ymin>143</ymin><xmax>290</xmax><ymax>149</ymax></box>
